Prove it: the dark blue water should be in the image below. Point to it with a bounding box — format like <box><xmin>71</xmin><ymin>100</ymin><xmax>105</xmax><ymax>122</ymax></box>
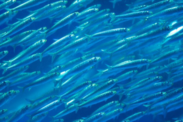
<box><xmin>0</xmin><ymin>0</ymin><xmax>182</xmax><ymax>122</ymax></box>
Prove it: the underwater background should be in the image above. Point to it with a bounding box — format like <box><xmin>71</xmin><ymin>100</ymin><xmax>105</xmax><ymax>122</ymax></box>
<box><xmin>0</xmin><ymin>0</ymin><xmax>183</xmax><ymax>122</ymax></box>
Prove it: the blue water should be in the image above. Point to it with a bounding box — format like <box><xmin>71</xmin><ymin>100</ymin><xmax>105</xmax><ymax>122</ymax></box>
<box><xmin>0</xmin><ymin>0</ymin><xmax>182</xmax><ymax>122</ymax></box>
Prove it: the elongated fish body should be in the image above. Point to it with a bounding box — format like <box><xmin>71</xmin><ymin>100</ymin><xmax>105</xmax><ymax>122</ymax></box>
<box><xmin>149</xmin><ymin>6</ymin><xmax>183</xmax><ymax>18</ymax></box>
<box><xmin>3</xmin><ymin>53</ymin><xmax>41</xmax><ymax>73</ymax></box>
<box><xmin>130</xmin><ymin>82</ymin><xmax>173</xmax><ymax>97</ymax></box>
<box><xmin>34</xmin><ymin>99</ymin><xmax>64</xmax><ymax>116</ymax></box>
<box><xmin>31</xmin><ymin>5</ymin><xmax>66</xmax><ymax>22</ymax></box>
<box><xmin>55</xmin><ymin>36</ymin><xmax>90</xmax><ymax>55</ymax></box>
<box><xmin>7</xmin><ymin>105</ymin><xmax>32</xmax><ymax>122</ymax></box>
<box><xmin>21</xmin><ymin>72</ymin><xmax>60</xmax><ymax>90</ymax></box>
<box><xmin>60</xmin><ymin>71</ymin><xmax>84</xmax><ymax>91</ymax></box>
<box><xmin>130</xmin><ymin>92</ymin><xmax>166</xmax><ymax>105</ymax></box>
<box><xmin>152</xmin><ymin>48</ymin><xmax>183</xmax><ymax>64</ymax></box>
<box><xmin>122</xmin><ymin>111</ymin><xmax>146</xmax><ymax>122</ymax></box>
<box><xmin>0</xmin><ymin>0</ymin><xmax>16</xmax><ymax>11</ymax></box>
<box><xmin>85</xmin><ymin>112</ymin><xmax>105</xmax><ymax>122</ymax></box>
<box><xmin>17</xmin><ymin>27</ymin><xmax>47</xmax><ymax>47</ymax></box>
<box><xmin>10</xmin><ymin>71</ymin><xmax>41</xmax><ymax>86</ymax></box>
<box><xmin>98</xmin><ymin>108</ymin><xmax>123</xmax><ymax>122</ymax></box>
<box><xmin>81</xmin><ymin>9</ymin><xmax>110</xmax><ymax>23</ymax></box>
<box><xmin>0</xmin><ymin>80</ymin><xmax>9</xmax><ymax>91</ymax></box>
<box><xmin>116</xmin><ymin>70</ymin><xmax>138</xmax><ymax>84</ymax></box>
<box><xmin>58</xmin><ymin>57</ymin><xmax>101</xmax><ymax>81</ymax></box>
<box><xmin>83</xmin><ymin>79</ymin><xmax>118</xmax><ymax>100</ymax></box>
<box><xmin>162</xmin><ymin>32</ymin><xmax>183</xmax><ymax>46</ymax></box>
<box><xmin>71</xmin><ymin>83</ymin><xmax>98</xmax><ymax>102</ymax></box>
<box><xmin>136</xmin><ymin>22</ymin><xmax>164</xmax><ymax>35</ymax></box>
<box><xmin>92</xmin><ymin>101</ymin><xmax>121</xmax><ymax>115</ymax></box>
<box><xmin>43</xmin><ymin>34</ymin><xmax>75</xmax><ymax>55</ymax></box>
<box><xmin>28</xmin><ymin>112</ymin><xmax>48</xmax><ymax>122</ymax></box>
<box><xmin>136</xmin><ymin>0</ymin><xmax>172</xmax><ymax>11</ymax></box>
<box><xmin>77</xmin><ymin>8</ymin><xmax>99</xmax><ymax>20</ymax></box>
<box><xmin>108</xmin><ymin>59</ymin><xmax>150</xmax><ymax>71</ymax></box>
<box><xmin>132</xmin><ymin>25</ymin><xmax>172</xmax><ymax>43</ymax></box>
<box><xmin>128</xmin><ymin>76</ymin><xmax>163</xmax><ymax>92</ymax></box>
<box><xmin>92</xmin><ymin>28</ymin><xmax>129</xmax><ymax>38</ymax></box>
<box><xmin>0</xmin><ymin>66</ymin><xmax>29</xmax><ymax>82</ymax></box>
<box><xmin>134</xmin><ymin>66</ymin><xmax>161</xmax><ymax>80</ymax></box>
<box><xmin>7</xmin><ymin>39</ymin><xmax>46</xmax><ymax>65</ymax></box>
<box><xmin>53</xmin><ymin>104</ymin><xmax>78</xmax><ymax>119</ymax></box>
<box><xmin>0</xmin><ymin>90</ymin><xmax>19</xmax><ymax>107</ymax></box>
<box><xmin>67</xmin><ymin>0</ymin><xmax>94</xmax><ymax>15</ymax></box>
<box><xmin>53</xmin><ymin>119</ymin><xmax>64</xmax><ymax>122</ymax></box>
<box><xmin>27</xmin><ymin>96</ymin><xmax>57</xmax><ymax>114</ymax></box>
<box><xmin>1</xmin><ymin>17</ymin><xmax>36</xmax><ymax>39</ymax></box>
<box><xmin>46</xmin><ymin>12</ymin><xmax>79</xmax><ymax>36</ymax></box>
<box><xmin>170</xmin><ymin>72</ymin><xmax>183</xmax><ymax>83</ymax></box>
<box><xmin>149</xmin><ymin>87</ymin><xmax>183</xmax><ymax>108</ymax></box>
<box><xmin>79</xmin><ymin>91</ymin><xmax>117</xmax><ymax>108</ymax></box>
<box><xmin>60</xmin><ymin>81</ymin><xmax>92</xmax><ymax>99</ymax></box>
<box><xmin>51</xmin><ymin>54</ymin><xmax>92</xmax><ymax>72</ymax></box>
<box><xmin>12</xmin><ymin>0</ymin><xmax>47</xmax><ymax>11</ymax></box>
<box><xmin>0</xmin><ymin>10</ymin><xmax>18</xmax><ymax>25</ymax></box>
<box><xmin>0</xmin><ymin>30</ymin><xmax>33</xmax><ymax>49</ymax></box>
<box><xmin>116</xmin><ymin>11</ymin><xmax>152</xmax><ymax>19</ymax></box>
<box><xmin>0</xmin><ymin>50</ymin><xmax>8</xmax><ymax>60</ymax></box>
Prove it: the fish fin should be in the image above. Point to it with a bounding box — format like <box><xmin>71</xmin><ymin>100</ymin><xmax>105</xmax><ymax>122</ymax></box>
<box><xmin>39</xmin><ymin>53</ymin><xmax>43</xmax><ymax>62</ymax></box>
<box><xmin>105</xmin><ymin>64</ymin><xmax>112</xmax><ymax>70</ymax></box>
<box><xmin>17</xmin><ymin>86</ymin><xmax>25</xmax><ymax>91</ymax></box>
<box><xmin>49</xmin><ymin>17</ymin><xmax>54</xmax><ymax>23</ymax></box>
<box><xmin>1</xmin><ymin>66</ymin><xmax>8</xmax><ymax>75</ymax></box>
<box><xmin>25</xmin><ymin>98</ymin><xmax>34</xmax><ymax>104</ymax></box>
<box><xmin>11</xmin><ymin>45</ymin><xmax>16</xmax><ymax>52</ymax></box>
<box><xmin>50</xmin><ymin>53</ymin><xmax>56</xmax><ymax>62</ymax></box>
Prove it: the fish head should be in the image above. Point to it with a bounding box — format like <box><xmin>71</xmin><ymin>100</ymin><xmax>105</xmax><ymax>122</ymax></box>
<box><xmin>3</xmin><ymin>50</ymin><xmax>8</xmax><ymax>55</ymax></box>
<box><xmin>12</xmin><ymin>10</ymin><xmax>18</xmax><ymax>15</ymax></box>
<box><xmin>160</xmin><ymin>92</ymin><xmax>167</xmax><ymax>96</ymax></box>
<box><xmin>133</xmin><ymin>70</ymin><xmax>138</xmax><ymax>74</ymax></box>
<box><xmin>95</xmin><ymin>4</ymin><xmax>101</xmax><ymax>8</ymax></box>
<box><xmin>2</xmin><ymin>109</ymin><xmax>8</xmax><ymax>113</ymax></box>
<box><xmin>35</xmin><ymin>39</ymin><xmax>47</xmax><ymax>46</ymax></box>
<box><xmin>156</xmin><ymin>76</ymin><xmax>163</xmax><ymax>80</ymax></box>
<box><xmin>91</xmin><ymin>83</ymin><xmax>98</xmax><ymax>87</ymax></box>
<box><xmin>35</xmin><ymin>71</ymin><xmax>41</xmax><ymax>74</ymax></box>
<box><xmin>61</xmin><ymin>5</ymin><xmax>67</xmax><ymax>9</ymax></box>
<box><xmin>112</xmin><ymin>79</ymin><xmax>118</xmax><ymax>83</ymax></box>
<box><xmin>69</xmin><ymin>34</ymin><xmax>75</xmax><ymax>39</ymax></box>
<box><xmin>53</xmin><ymin>72</ymin><xmax>60</xmax><ymax>76</ymax></box>
<box><xmin>74</xmin><ymin>12</ymin><xmax>80</xmax><ymax>17</ymax></box>
<box><xmin>113</xmin><ymin>100</ymin><xmax>119</xmax><ymax>104</ymax></box>
<box><xmin>109</xmin><ymin>12</ymin><xmax>115</xmax><ymax>18</ymax></box>
<box><xmin>8</xmin><ymin>90</ymin><xmax>19</xmax><ymax>95</ymax></box>
<box><xmin>87</xmin><ymin>80</ymin><xmax>92</xmax><ymax>84</ymax></box>
<box><xmin>145</xmin><ymin>11</ymin><xmax>153</xmax><ymax>15</ymax></box>
<box><xmin>23</xmin><ymin>105</ymin><xmax>31</xmax><ymax>110</ymax></box>
<box><xmin>111</xmin><ymin>90</ymin><xmax>117</xmax><ymax>95</ymax></box>
<box><xmin>94</xmin><ymin>56</ymin><xmax>101</xmax><ymax>61</ymax></box>
<box><xmin>3</xmin><ymin>80</ymin><xmax>10</xmax><ymax>85</ymax></box>
<box><xmin>94</xmin><ymin>8</ymin><xmax>99</xmax><ymax>12</ymax></box>
<box><xmin>116</xmin><ymin>108</ymin><xmax>123</xmax><ymax>113</ymax></box>
<box><xmin>97</xmin><ymin>112</ymin><xmax>105</xmax><ymax>117</ymax></box>
<box><xmin>29</xmin><ymin>17</ymin><xmax>36</xmax><ymax>23</ymax></box>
